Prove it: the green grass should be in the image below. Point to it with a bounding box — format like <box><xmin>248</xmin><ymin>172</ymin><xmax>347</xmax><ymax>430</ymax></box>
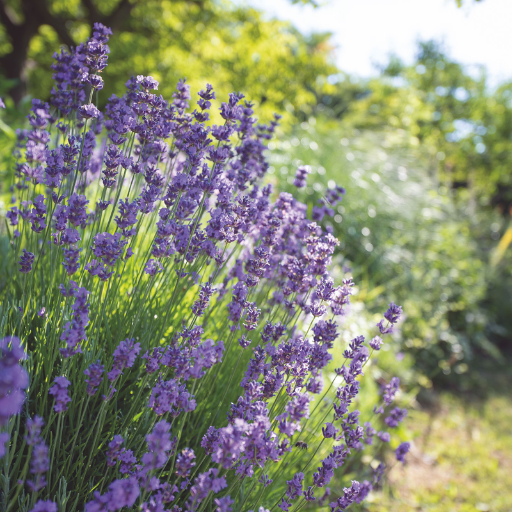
<box><xmin>368</xmin><ymin>385</ymin><xmax>512</xmax><ymax>511</ymax></box>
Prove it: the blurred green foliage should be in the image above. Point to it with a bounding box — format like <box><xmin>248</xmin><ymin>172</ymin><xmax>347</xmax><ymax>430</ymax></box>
<box><xmin>317</xmin><ymin>41</ymin><xmax>512</xmax><ymax>210</ymax></box>
<box><xmin>1</xmin><ymin>0</ymin><xmax>337</xmax><ymax>124</ymax></box>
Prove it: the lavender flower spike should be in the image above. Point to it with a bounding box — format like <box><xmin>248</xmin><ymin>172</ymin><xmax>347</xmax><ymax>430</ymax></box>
<box><xmin>0</xmin><ymin>336</ymin><xmax>29</xmax><ymax>426</ymax></box>
<box><xmin>19</xmin><ymin>249</ymin><xmax>35</xmax><ymax>274</ymax></box>
<box><xmin>79</xmin><ymin>104</ymin><xmax>100</xmax><ymax>119</ymax></box>
<box><xmin>48</xmin><ymin>376</ymin><xmax>71</xmax><ymax>412</ymax></box>
<box><xmin>396</xmin><ymin>442</ymin><xmax>411</xmax><ymax>463</ymax></box>
<box><xmin>29</xmin><ymin>501</ymin><xmax>58</xmax><ymax>512</ymax></box>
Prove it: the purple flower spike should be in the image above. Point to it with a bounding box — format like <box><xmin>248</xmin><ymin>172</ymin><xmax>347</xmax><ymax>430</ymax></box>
<box><xmin>144</xmin><ymin>259</ymin><xmax>163</xmax><ymax>277</ymax></box>
<box><xmin>176</xmin><ymin>448</ymin><xmax>196</xmax><ymax>477</ymax></box>
<box><xmin>60</xmin><ymin>283</ymin><xmax>90</xmax><ymax>358</ymax></box>
<box><xmin>107</xmin><ymin>338</ymin><xmax>141</xmax><ymax>381</ymax></box>
<box><xmin>286</xmin><ymin>472</ymin><xmax>304</xmax><ymax>500</ymax></box>
<box><xmin>106</xmin><ymin>435</ymin><xmax>124</xmax><ymax>467</ymax></box>
<box><xmin>322</xmin><ymin>422</ymin><xmax>339</xmax><ymax>439</ymax></box>
<box><xmin>384</xmin><ymin>302</ymin><xmax>403</xmax><ymax>323</ymax></box>
<box><xmin>19</xmin><ymin>249</ymin><xmax>35</xmax><ymax>274</ymax></box>
<box><xmin>385</xmin><ymin>407</ymin><xmax>407</xmax><ymax>428</ymax></box>
<box><xmin>192</xmin><ymin>282</ymin><xmax>215</xmax><ymax>317</ymax></box>
<box><xmin>354</xmin><ymin>481</ymin><xmax>373</xmax><ymax>504</ymax></box>
<box><xmin>377</xmin><ymin>431</ymin><xmax>390</xmax><ymax>443</ymax></box>
<box><xmin>79</xmin><ymin>104</ymin><xmax>100</xmax><ymax>119</ymax></box>
<box><xmin>382</xmin><ymin>376</ymin><xmax>400</xmax><ymax>405</ymax></box>
<box><xmin>396</xmin><ymin>441</ymin><xmax>411</xmax><ymax>463</ymax></box>
<box><xmin>189</xmin><ymin>468</ymin><xmax>227</xmax><ymax>502</ymax></box>
<box><xmin>369</xmin><ymin>336</ymin><xmax>383</xmax><ymax>350</ymax></box>
<box><xmin>49</xmin><ymin>376</ymin><xmax>71</xmax><ymax>413</ymax></box>
<box><xmin>293</xmin><ymin>165</ymin><xmax>310</xmax><ymax>188</ymax></box>
<box><xmin>108</xmin><ymin>476</ymin><xmax>140</xmax><ymax>508</ymax></box>
<box><xmin>141</xmin><ymin>420</ymin><xmax>175</xmax><ymax>473</ymax></box>
<box><xmin>278</xmin><ymin>498</ymin><xmax>291</xmax><ymax>511</ymax></box>
<box><xmin>27</xmin><ymin>439</ymin><xmax>50</xmax><ymax>491</ymax></box>
<box><xmin>29</xmin><ymin>500</ymin><xmax>58</xmax><ymax>512</ymax></box>
<box><xmin>214</xmin><ymin>496</ymin><xmax>234</xmax><ymax>512</ymax></box>
<box><xmin>330</xmin><ymin>481</ymin><xmax>361</xmax><ymax>512</ymax></box>
<box><xmin>378</xmin><ymin>302</ymin><xmax>403</xmax><ymax>334</ymax></box>
<box><xmin>0</xmin><ymin>336</ymin><xmax>29</xmax><ymax>426</ymax></box>
<box><xmin>84</xmin><ymin>360</ymin><xmax>104</xmax><ymax>396</ymax></box>
<box><xmin>304</xmin><ymin>486</ymin><xmax>316</xmax><ymax>502</ymax></box>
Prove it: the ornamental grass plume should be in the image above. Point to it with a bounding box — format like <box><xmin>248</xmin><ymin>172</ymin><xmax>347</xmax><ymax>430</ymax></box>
<box><xmin>0</xmin><ymin>23</ymin><xmax>409</xmax><ymax>512</ymax></box>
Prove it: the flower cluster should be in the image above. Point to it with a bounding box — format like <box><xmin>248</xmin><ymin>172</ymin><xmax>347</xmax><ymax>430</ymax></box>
<box><xmin>49</xmin><ymin>376</ymin><xmax>71</xmax><ymax>413</ymax></box>
<box><xmin>26</xmin><ymin>416</ymin><xmax>50</xmax><ymax>492</ymax></box>
<box><xmin>1</xmin><ymin>22</ymin><xmax>411</xmax><ymax>512</ymax></box>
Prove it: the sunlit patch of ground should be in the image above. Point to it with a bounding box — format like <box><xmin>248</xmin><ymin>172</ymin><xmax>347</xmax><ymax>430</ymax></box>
<box><xmin>368</xmin><ymin>393</ymin><xmax>512</xmax><ymax>512</ymax></box>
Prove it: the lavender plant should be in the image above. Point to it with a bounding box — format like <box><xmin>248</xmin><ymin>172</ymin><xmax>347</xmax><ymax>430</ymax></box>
<box><xmin>0</xmin><ymin>24</ymin><xmax>409</xmax><ymax>512</ymax></box>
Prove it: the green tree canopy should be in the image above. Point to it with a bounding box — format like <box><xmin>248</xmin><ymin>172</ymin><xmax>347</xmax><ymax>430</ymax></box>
<box><xmin>0</xmin><ymin>0</ymin><xmax>337</xmax><ymax>124</ymax></box>
<box><xmin>319</xmin><ymin>41</ymin><xmax>512</xmax><ymax>211</ymax></box>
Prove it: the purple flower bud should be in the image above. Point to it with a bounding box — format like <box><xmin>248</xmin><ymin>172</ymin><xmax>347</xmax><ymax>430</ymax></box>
<box><xmin>377</xmin><ymin>431</ymin><xmax>390</xmax><ymax>442</ymax></box>
<box><xmin>137</xmin><ymin>75</ymin><xmax>159</xmax><ymax>91</ymax></box>
<box><xmin>144</xmin><ymin>259</ymin><xmax>162</xmax><ymax>277</ymax></box>
<box><xmin>382</xmin><ymin>376</ymin><xmax>400</xmax><ymax>405</ymax></box>
<box><xmin>354</xmin><ymin>480</ymin><xmax>373</xmax><ymax>504</ymax></box>
<box><xmin>84</xmin><ymin>360</ymin><xmax>104</xmax><ymax>396</ymax></box>
<box><xmin>214</xmin><ymin>496</ymin><xmax>233</xmax><ymax>512</ymax></box>
<box><xmin>60</xmin><ymin>284</ymin><xmax>90</xmax><ymax>358</ymax></box>
<box><xmin>107</xmin><ymin>477</ymin><xmax>140</xmax><ymax>509</ymax></box>
<box><xmin>192</xmin><ymin>282</ymin><xmax>215</xmax><ymax>317</ymax></box>
<box><xmin>78</xmin><ymin>104</ymin><xmax>100</xmax><ymax>119</ymax></box>
<box><xmin>141</xmin><ymin>420</ymin><xmax>175</xmax><ymax>473</ymax></box>
<box><xmin>107</xmin><ymin>338</ymin><xmax>141</xmax><ymax>381</ymax></box>
<box><xmin>304</xmin><ymin>486</ymin><xmax>316</xmax><ymax>502</ymax></box>
<box><xmin>19</xmin><ymin>249</ymin><xmax>35</xmax><ymax>274</ymax></box>
<box><xmin>322</xmin><ymin>422</ymin><xmax>339</xmax><ymax>439</ymax></box>
<box><xmin>396</xmin><ymin>441</ymin><xmax>411</xmax><ymax>463</ymax></box>
<box><xmin>238</xmin><ymin>335</ymin><xmax>251</xmax><ymax>349</ymax></box>
<box><xmin>385</xmin><ymin>407</ymin><xmax>407</xmax><ymax>428</ymax></box>
<box><xmin>369</xmin><ymin>336</ymin><xmax>383</xmax><ymax>350</ymax></box>
<box><xmin>0</xmin><ymin>336</ymin><xmax>28</xmax><ymax>426</ymax></box>
<box><xmin>49</xmin><ymin>376</ymin><xmax>71</xmax><ymax>413</ymax></box>
<box><xmin>293</xmin><ymin>165</ymin><xmax>310</xmax><ymax>188</ymax></box>
<box><xmin>286</xmin><ymin>472</ymin><xmax>304</xmax><ymax>500</ymax></box>
<box><xmin>278</xmin><ymin>499</ymin><xmax>291</xmax><ymax>511</ymax></box>
<box><xmin>329</xmin><ymin>480</ymin><xmax>361</xmax><ymax>512</ymax></box>
<box><xmin>175</xmin><ymin>448</ymin><xmax>196</xmax><ymax>477</ymax></box>
<box><xmin>27</xmin><ymin>440</ymin><xmax>49</xmax><ymax>491</ymax></box>
<box><xmin>29</xmin><ymin>500</ymin><xmax>57</xmax><ymax>512</ymax></box>
<box><xmin>115</xmin><ymin>197</ymin><xmax>139</xmax><ymax>237</ymax></box>
<box><xmin>106</xmin><ymin>435</ymin><xmax>124</xmax><ymax>467</ymax></box>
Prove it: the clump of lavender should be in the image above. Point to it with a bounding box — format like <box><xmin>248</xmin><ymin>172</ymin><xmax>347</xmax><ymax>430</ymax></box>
<box><xmin>1</xmin><ymin>22</ymin><xmax>410</xmax><ymax>512</ymax></box>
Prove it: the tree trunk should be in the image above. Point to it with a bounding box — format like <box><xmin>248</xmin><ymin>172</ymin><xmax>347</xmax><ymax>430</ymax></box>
<box><xmin>0</xmin><ymin>17</ymin><xmax>41</xmax><ymax>103</ymax></box>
